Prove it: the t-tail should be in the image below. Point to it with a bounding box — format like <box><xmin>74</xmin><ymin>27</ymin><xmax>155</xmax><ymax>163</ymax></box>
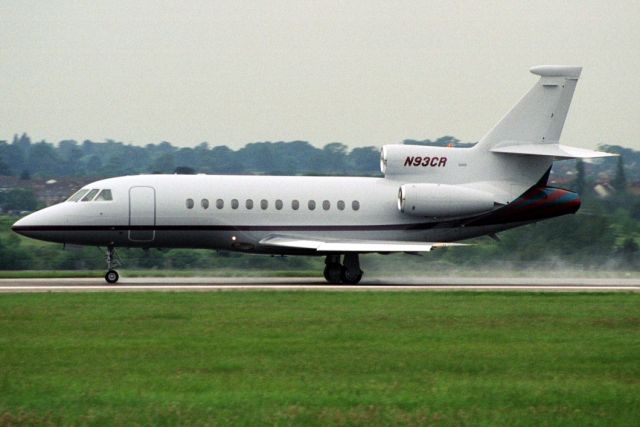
<box><xmin>477</xmin><ymin>65</ymin><xmax>584</xmax><ymax>152</ymax></box>
<box><xmin>380</xmin><ymin>65</ymin><xmax>615</xmax><ymax>221</ymax></box>
<box><xmin>474</xmin><ymin>65</ymin><xmax>615</xmax><ymax>187</ymax></box>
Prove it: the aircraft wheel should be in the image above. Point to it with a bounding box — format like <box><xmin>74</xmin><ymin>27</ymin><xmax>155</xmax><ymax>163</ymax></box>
<box><xmin>105</xmin><ymin>270</ymin><xmax>119</xmax><ymax>284</ymax></box>
<box><xmin>340</xmin><ymin>267</ymin><xmax>363</xmax><ymax>285</ymax></box>
<box><xmin>323</xmin><ymin>264</ymin><xmax>342</xmax><ymax>284</ymax></box>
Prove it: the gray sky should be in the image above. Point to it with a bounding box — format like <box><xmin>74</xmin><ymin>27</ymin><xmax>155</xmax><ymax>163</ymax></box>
<box><xmin>1</xmin><ymin>0</ymin><xmax>638</xmax><ymax>150</ymax></box>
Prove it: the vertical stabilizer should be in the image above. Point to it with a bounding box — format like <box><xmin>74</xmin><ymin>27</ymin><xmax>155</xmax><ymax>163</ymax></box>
<box><xmin>475</xmin><ymin>65</ymin><xmax>582</xmax><ymax>151</ymax></box>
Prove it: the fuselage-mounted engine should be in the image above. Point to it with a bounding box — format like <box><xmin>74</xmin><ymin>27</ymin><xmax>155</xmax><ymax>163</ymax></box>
<box><xmin>397</xmin><ymin>183</ymin><xmax>495</xmax><ymax>218</ymax></box>
<box><xmin>381</xmin><ymin>145</ymin><xmax>497</xmax><ymax>219</ymax></box>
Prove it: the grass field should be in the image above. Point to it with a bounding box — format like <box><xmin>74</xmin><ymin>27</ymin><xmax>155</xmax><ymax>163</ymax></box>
<box><xmin>1</xmin><ymin>292</ymin><xmax>639</xmax><ymax>426</ymax></box>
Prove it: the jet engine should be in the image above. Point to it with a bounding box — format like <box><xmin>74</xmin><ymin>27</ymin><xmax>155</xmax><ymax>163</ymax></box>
<box><xmin>398</xmin><ymin>183</ymin><xmax>495</xmax><ymax>218</ymax></box>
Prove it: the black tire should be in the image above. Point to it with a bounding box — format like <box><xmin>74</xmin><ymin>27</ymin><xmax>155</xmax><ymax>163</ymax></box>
<box><xmin>340</xmin><ymin>267</ymin><xmax>363</xmax><ymax>285</ymax></box>
<box><xmin>323</xmin><ymin>264</ymin><xmax>342</xmax><ymax>284</ymax></box>
<box><xmin>105</xmin><ymin>270</ymin><xmax>119</xmax><ymax>284</ymax></box>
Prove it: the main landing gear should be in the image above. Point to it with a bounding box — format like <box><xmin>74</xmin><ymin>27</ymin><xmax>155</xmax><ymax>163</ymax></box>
<box><xmin>104</xmin><ymin>245</ymin><xmax>120</xmax><ymax>284</ymax></box>
<box><xmin>324</xmin><ymin>253</ymin><xmax>363</xmax><ymax>285</ymax></box>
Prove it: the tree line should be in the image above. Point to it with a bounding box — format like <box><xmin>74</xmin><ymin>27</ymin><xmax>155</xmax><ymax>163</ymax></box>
<box><xmin>0</xmin><ymin>133</ymin><xmax>382</xmax><ymax>178</ymax></box>
<box><xmin>1</xmin><ymin>133</ymin><xmax>634</xmax><ymax>184</ymax></box>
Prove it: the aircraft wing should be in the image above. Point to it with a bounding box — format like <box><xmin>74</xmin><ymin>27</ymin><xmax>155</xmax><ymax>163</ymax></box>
<box><xmin>259</xmin><ymin>235</ymin><xmax>466</xmax><ymax>252</ymax></box>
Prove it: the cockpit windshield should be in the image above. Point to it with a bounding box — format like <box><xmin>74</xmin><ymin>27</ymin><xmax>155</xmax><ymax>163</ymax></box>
<box><xmin>95</xmin><ymin>189</ymin><xmax>113</xmax><ymax>201</ymax></box>
<box><xmin>81</xmin><ymin>189</ymin><xmax>100</xmax><ymax>201</ymax></box>
<box><xmin>67</xmin><ymin>188</ymin><xmax>114</xmax><ymax>202</ymax></box>
<box><xmin>67</xmin><ymin>189</ymin><xmax>89</xmax><ymax>202</ymax></box>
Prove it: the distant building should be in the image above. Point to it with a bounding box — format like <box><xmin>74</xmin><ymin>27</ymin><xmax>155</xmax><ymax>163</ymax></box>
<box><xmin>593</xmin><ymin>182</ymin><xmax>615</xmax><ymax>198</ymax></box>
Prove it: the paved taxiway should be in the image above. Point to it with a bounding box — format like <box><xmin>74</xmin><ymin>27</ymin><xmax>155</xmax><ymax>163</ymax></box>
<box><xmin>0</xmin><ymin>277</ymin><xmax>639</xmax><ymax>293</ymax></box>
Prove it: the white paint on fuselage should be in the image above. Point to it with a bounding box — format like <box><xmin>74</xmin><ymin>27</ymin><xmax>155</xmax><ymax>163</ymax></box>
<box><xmin>94</xmin><ymin>174</ymin><xmax>409</xmax><ymax>226</ymax></box>
<box><xmin>13</xmin><ymin>173</ymin><xmax>516</xmax><ymax>252</ymax></box>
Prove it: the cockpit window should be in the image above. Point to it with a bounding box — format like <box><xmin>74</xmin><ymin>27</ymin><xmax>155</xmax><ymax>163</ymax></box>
<box><xmin>67</xmin><ymin>189</ymin><xmax>89</xmax><ymax>202</ymax></box>
<box><xmin>81</xmin><ymin>189</ymin><xmax>100</xmax><ymax>202</ymax></box>
<box><xmin>95</xmin><ymin>189</ymin><xmax>113</xmax><ymax>201</ymax></box>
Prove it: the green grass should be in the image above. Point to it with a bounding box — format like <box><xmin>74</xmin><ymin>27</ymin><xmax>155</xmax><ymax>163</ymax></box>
<box><xmin>1</xmin><ymin>292</ymin><xmax>639</xmax><ymax>426</ymax></box>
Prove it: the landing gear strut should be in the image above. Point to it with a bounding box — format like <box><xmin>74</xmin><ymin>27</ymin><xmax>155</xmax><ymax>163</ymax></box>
<box><xmin>104</xmin><ymin>245</ymin><xmax>120</xmax><ymax>284</ymax></box>
<box><xmin>324</xmin><ymin>253</ymin><xmax>363</xmax><ymax>285</ymax></box>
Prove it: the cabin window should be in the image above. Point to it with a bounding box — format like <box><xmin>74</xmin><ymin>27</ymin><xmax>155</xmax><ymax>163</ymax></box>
<box><xmin>260</xmin><ymin>199</ymin><xmax>268</xmax><ymax>210</ymax></box>
<box><xmin>337</xmin><ymin>200</ymin><xmax>345</xmax><ymax>211</ymax></box>
<box><xmin>81</xmin><ymin>189</ymin><xmax>100</xmax><ymax>202</ymax></box>
<box><xmin>201</xmin><ymin>199</ymin><xmax>209</xmax><ymax>209</ymax></box>
<box><xmin>308</xmin><ymin>200</ymin><xmax>316</xmax><ymax>211</ymax></box>
<box><xmin>95</xmin><ymin>189</ymin><xmax>113</xmax><ymax>201</ymax></box>
<box><xmin>292</xmin><ymin>200</ymin><xmax>299</xmax><ymax>210</ymax></box>
<box><xmin>322</xmin><ymin>200</ymin><xmax>330</xmax><ymax>210</ymax></box>
<box><xmin>352</xmin><ymin>200</ymin><xmax>360</xmax><ymax>211</ymax></box>
<box><xmin>246</xmin><ymin>199</ymin><xmax>254</xmax><ymax>210</ymax></box>
<box><xmin>186</xmin><ymin>198</ymin><xmax>194</xmax><ymax>209</ymax></box>
<box><xmin>216</xmin><ymin>199</ymin><xmax>224</xmax><ymax>209</ymax></box>
<box><xmin>231</xmin><ymin>199</ymin><xmax>239</xmax><ymax>209</ymax></box>
<box><xmin>275</xmin><ymin>199</ymin><xmax>283</xmax><ymax>210</ymax></box>
<box><xmin>68</xmin><ymin>189</ymin><xmax>89</xmax><ymax>202</ymax></box>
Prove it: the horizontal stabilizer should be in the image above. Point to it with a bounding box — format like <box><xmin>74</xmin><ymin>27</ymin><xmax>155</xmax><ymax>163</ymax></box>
<box><xmin>259</xmin><ymin>235</ymin><xmax>466</xmax><ymax>253</ymax></box>
<box><xmin>491</xmin><ymin>143</ymin><xmax>616</xmax><ymax>160</ymax></box>
<box><xmin>529</xmin><ymin>65</ymin><xmax>582</xmax><ymax>78</ymax></box>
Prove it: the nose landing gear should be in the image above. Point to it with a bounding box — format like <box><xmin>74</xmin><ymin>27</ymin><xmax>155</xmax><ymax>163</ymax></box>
<box><xmin>104</xmin><ymin>245</ymin><xmax>121</xmax><ymax>284</ymax></box>
<box><xmin>105</xmin><ymin>269</ymin><xmax>119</xmax><ymax>284</ymax></box>
<box><xmin>324</xmin><ymin>253</ymin><xmax>363</xmax><ymax>285</ymax></box>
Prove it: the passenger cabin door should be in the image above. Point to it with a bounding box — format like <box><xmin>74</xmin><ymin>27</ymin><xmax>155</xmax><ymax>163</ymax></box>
<box><xmin>129</xmin><ymin>186</ymin><xmax>156</xmax><ymax>242</ymax></box>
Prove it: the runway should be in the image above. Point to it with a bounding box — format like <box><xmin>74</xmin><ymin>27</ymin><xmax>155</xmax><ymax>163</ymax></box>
<box><xmin>0</xmin><ymin>277</ymin><xmax>639</xmax><ymax>293</ymax></box>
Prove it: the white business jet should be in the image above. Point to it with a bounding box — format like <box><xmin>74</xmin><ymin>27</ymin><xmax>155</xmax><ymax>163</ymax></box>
<box><xmin>13</xmin><ymin>66</ymin><xmax>613</xmax><ymax>284</ymax></box>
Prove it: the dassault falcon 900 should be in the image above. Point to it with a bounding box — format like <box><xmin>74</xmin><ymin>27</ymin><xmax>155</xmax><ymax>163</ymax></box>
<box><xmin>12</xmin><ymin>65</ymin><xmax>614</xmax><ymax>284</ymax></box>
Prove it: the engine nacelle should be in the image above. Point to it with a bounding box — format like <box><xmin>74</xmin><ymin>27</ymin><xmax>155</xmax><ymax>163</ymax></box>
<box><xmin>398</xmin><ymin>183</ymin><xmax>495</xmax><ymax>218</ymax></box>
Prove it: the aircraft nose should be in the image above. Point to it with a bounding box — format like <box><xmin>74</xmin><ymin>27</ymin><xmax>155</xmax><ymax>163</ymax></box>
<box><xmin>11</xmin><ymin>212</ymin><xmax>39</xmax><ymax>237</ymax></box>
<box><xmin>11</xmin><ymin>205</ymin><xmax>69</xmax><ymax>242</ymax></box>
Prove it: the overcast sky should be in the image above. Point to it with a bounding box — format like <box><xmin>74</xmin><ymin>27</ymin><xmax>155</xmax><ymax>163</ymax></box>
<box><xmin>1</xmin><ymin>1</ymin><xmax>638</xmax><ymax>150</ymax></box>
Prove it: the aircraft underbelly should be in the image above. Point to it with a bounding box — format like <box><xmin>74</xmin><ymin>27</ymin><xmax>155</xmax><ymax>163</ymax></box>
<box><xmin>142</xmin><ymin>224</ymin><xmax>516</xmax><ymax>252</ymax></box>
